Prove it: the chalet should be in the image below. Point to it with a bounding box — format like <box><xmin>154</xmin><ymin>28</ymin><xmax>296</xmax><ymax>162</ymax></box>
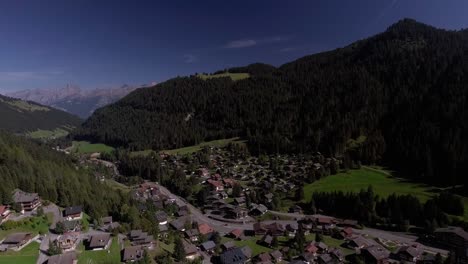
<box><xmin>46</xmin><ymin>252</ymin><xmax>78</xmax><ymax>264</ymax></box>
<box><xmin>223</xmin><ymin>178</ymin><xmax>237</xmax><ymax>188</ymax></box>
<box><xmin>330</xmin><ymin>248</ymin><xmax>344</xmax><ymax>262</ymax></box>
<box><xmin>159</xmin><ymin>224</ymin><xmax>169</xmax><ymax>238</ymax></box>
<box><xmin>249</xmin><ymin>204</ymin><xmax>268</xmax><ymax>216</ymax></box>
<box><xmin>396</xmin><ymin>244</ymin><xmax>423</xmax><ymax>263</ymax></box>
<box><xmin>255</xmin><ymin>252</ymin><xmax>272</xmax><ymax>263</ymax></box>
<box><xmin>122</xmin><ymin>246</ymin><xmax>144</xmax><ymax>263</ymax></box>
<box><xmin>317</xmin><ymin>254</ymin><xmax>333</xmax><ymax>264</ymax></box>
<box><xmin>201</xmin><ymin>240</ymin><xmax>216</xmax><ymax>254</ymax></box>
<box><xmin>12</xmin><ymin>190</ymin><xmax>41</xmax><ymax>213</ymax></box>
<box><xmin>434</xmin><ymin>226</ymin><xmax>468</xmax><ymax>263</ymax></box>
<box><xmin>361</xmin><ymin>245</ymin><xmax>390</xmax><ymax>264</ymax></box>
<box><xmin>221</xmin><ymin>241</ymin><xmax>236</xmax><ymax>251</ymax></box>
<box><xmin>289</xmin><ymin>205</ymin><xmax>303</xmax><ymax>214</ymax></box>
<box><xmin>154</xmin><ymin>211</ymin><xmax>168</xmax><ymax>225</ymax></box>
<box><xmin>304</xmin><ymin>242</ymin><xmax>318</xmax><ymax>255</ymax></box>
<box><xmin>0</xmin><ymin>232</ymin><xmax>32</xmax><ymax>250</ymax></box>
<box><xmin>176</xmin><ymin>205</ymin><xmax>190</xmax><ymax>217</ymax></box>
<box><xmin>62</xmin><ymin>220</ymin><xmax>81</xmax><ymax>233</ymax></box>
<box><xmin>87</xmin><ymin>233</ymin><xmax>112</xmax><ymax>250</ymax></box>
<box><xmin>207</xmin><ymin>180</ymin><xmax>224</xmax><ymax>192</ymax></box>
<box><xmin>170</xmin><ymin>217</ymin><xmax>188</xmax><ymax>232</ymax></box>
<box><xmin>297</xmin><ymin>252</ymin><xmax>315</xmax><ymax>264</ymax></box>
<box><xmin>315</xmin><ymin>242</ymin><xmax>329</xmax><ymax>253</ymax></box>
<box><xmin>337</xmin><ymin>227</ymin><xmax>354</xmax><ymax>239</ymax></box>
<box><xmin>338</xmin><ymin>219</ymin><xmax>359</xmax><ymax>228</ymax></box>
<box><xmin>56</xmin><ymin>233</ymin><xmax>79</xmax><ymax>251</ymax></box>
<box><xmin>258</xmin><ymin>234</ymin><xmax>274</xmax><ymax>247</ymax></box>
<box><xmin>286</xmin><ymin>223</ymin><xmax>299</xmax><ymax>237</ymax></box>
<box><xmin>63</xmin><ymin>206</ymin><xmax>83</xmax><ymax>221</ymax></box>
<box><xmin>219</xmin><ymin>247</ymin><xmax>248</xmax><ymax>264</ymax></box>
<box><xmin>240</xmin><ymin>246</ymin><xmax>253</xmax><ymax>260</ymax></box>
<box><xmin>198</xmin><ymin>223</ymin><xmax>215</xmax><ymax>236</ymax></box>
<box><xmin>101</xmin><ymin>216</ymin><xmax>113</xmax><ymax>225</ymax></box>
<box><xmin>225</xmin><ymin>207</ymin><xmax>248</xmax><ymax>220</ymax></box>
<box><xmin>128</xmin><ymin>230</ymin><xmax>154</xmax><ymax>247</ymax></box>
<box><xmin>233</xmin><ymin>197</ymin><xmax>246</xmax><ymax>206</ymax></box>
<box><xmin>270</xmin><ymin>250</ymin><xmax>283</xmax><ymax>263</ymax></box>
<box><xmin>347</xmin><ymin>236</ymin><xmax>374</xmax><ymax>249</ymax></box>
<box><xmin>228</xmin><ymin>229</ymin><xmax>245</xmax><ymax>240</ymax></box>
<box><xmin>182</xmin><ymin>239</ymin><xmax>200</xmax><ymax>260</ymax></box>
<box><xmin>0</xmin><ymin>205</ymin><xmax>11</xmax><ymax>223</ymax></box>
<box><xmin>184</xmin><ymin>229</ymin><xmax>200</xmax><ymax>242</ymax></box>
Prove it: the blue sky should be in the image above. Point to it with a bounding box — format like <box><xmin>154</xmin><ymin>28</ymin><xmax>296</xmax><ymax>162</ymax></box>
<box><xmin>0</xmin><ymin>0</ymin><xmax>467</xmax><ymax>91</ymax></box>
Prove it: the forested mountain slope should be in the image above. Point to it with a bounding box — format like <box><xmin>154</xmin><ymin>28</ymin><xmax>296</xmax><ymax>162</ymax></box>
<box><xmin>0</xmin><ymin>94</ymin><xmax>81</xmax><ymax>133</ymax></box>
<box><xmin>75</xmin><ymin>19</ymin><xmax>468</xmax><ymax>187</ymax></box>
<box><xmin>0</xmin><ymin>132</ymin><xmax>123</xmax><ymax>218</ymax></box>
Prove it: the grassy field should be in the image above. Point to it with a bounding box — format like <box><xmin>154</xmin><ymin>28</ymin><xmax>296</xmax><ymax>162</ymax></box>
<box><xmin>303</xmin><ymin>167</ymin><xmax>468</xmax><ymax>219</ymax></box>
<box><xmin>71</xmin><ymin>141</ymin><xmax>115</xmax><ymax>154</ymax></box>
<box><xmin>132</xmin><ymin>137</ymin><xmax>246</xmax><ymax>156</ymax></box>
<box><xmin>77</xmin><ymin>237</ymin><xmax>120</xmax><ymax>264</ymax></box>
<box><xmin>221</xmin><ymin>236</ymin><xmax>272</xmax><ymax>256</ymax></box>
<box><xmin>0</xmin><ymin>241</ymin><xmax>39</xmax><ymax>264</ymax></box>
<box><xmin>197</xmin><ymin>72</ymin><xmax>250</xmax><ymax>81</ymax></box>
<box><xmin>28</xmin><ymin>127</ymin><xmax>71</xmax><ymax>139</ymax></box>
<box><xmin>0</xmin><ymin>216</ymin><xmax>51</xmax><ymax>240</ymax></box>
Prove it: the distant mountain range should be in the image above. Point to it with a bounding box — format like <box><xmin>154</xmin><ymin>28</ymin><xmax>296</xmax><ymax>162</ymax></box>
<box><xmin>6</xmin><ymin>84</ymin><xmax>149</xmax><ymax>118</ymax></box>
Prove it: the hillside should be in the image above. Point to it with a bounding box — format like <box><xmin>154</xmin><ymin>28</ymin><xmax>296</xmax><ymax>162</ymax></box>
<box><xmin>7</xmin><ymin>84</ymin><xmax>142</xmax><ymax>118</ymax></box>
<box><xmin>75</xmin><ymin>19</ymin><xmax>468</xmax><ymax>188</ymax></box>
<box><xmin>0</xmin><ymin>132</ymin><xmax>123</xmax><ymax>218</ymax></box>
<box><xmin>0</xmin><ymin>94</ymin><xmax>81</xmax><ymax>136</ymax></box>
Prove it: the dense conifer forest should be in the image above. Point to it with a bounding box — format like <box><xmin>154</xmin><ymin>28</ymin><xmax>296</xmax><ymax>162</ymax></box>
<box><xmin>75</xmin><ymin>19</ymin><xmax>468</xmax><ymax>189</ymax></box>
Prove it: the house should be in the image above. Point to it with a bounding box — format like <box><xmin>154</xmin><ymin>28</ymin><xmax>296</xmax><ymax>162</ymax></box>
<box><xmin>201</xmin><ymin>240</ymin><xmax>216</xmax><ymax>254</ymax></box>
<box><xmin>396</xmin><ymin>244</ymin><xmax>423</xmax><ymax>263</ymax></box>
<box><xmin>222</xmin><ymin>241</ymin><xmax>236</xmax><ymax>251</ymax></box>
<box><xmin>159</xmin><ymin>224</ymin><xmax>169</xmax><ymax>238</ymax></box>
<box><xmin>270</xmin><ymin>250</ymin><xmax>283</xmax><ymax>263</ymax></box>
<box><xmin>207</xmin><ymin>180</ymin><xmax>224</xmax><ymax>192</ymax></box>
<box><xmin>250</xmin><ymin>204</ymin><xmax>268</xmax><ymax>216</ymax></box>
<box><xmin>128</xmin><ymin>230</ymin><xmax>154</xmax><ymax>247</ymax></box>
<box><xmin>198</xmin><ymin>223</ymin><xmax>215</xmax><ymax>236</ymax></box>
<box><xmin>155</xmin><ymin>211</ymin><xmax>168</xmax><ymax>225</ymax></box>
<box><xmin>434</xmin><ymin>226</ymin><xmax>468</xmax><ymax>263</ymax></box>
<box><xmin>338</xmin><ymin>227</ymin><xmax>353</xmax><ymax>239</ymax></box>
<box><xmin>56</xmin><ymin>233</ymin><xmax>79</xmax><ymax>251</ymax></box>
<box><xmin>62</xmin><ymin>220</ymin><xmax>81</xmax><ymax>233</ymax></box>
<box><xmin>170</xmin><ymin>217</ymin><xmax>188</xmax><ymax>232</ymax></box>
<box><xmin>219</xmin><ymin>248</ymin><xmax>248</xmax><ymax>264</ymax></box>
<box><xmin>253</xmin><ymin>222</ymin><xmax>268</xmax><ymax>235</ymax></box>
<box><xmin>184</xmin><ymin>229</ymin><xmax>200</xmax><ymax>242</ymax></box>
<box><xmin>330</xmin><ymin>248</ymin><xmax>344</xmax><ymax>262</ymax></box>
<box><xmin>289</xmin><ymin>205</ymin><xmax>303</xmax><ymax>214</ymax></box>
<box><xmin>240</xmin><ymin>246</ymin><xmax>253</xmax><ymax>260</ymax></box>
<box><xmin>255</xmin><ymin>252</ymin><xmax>272</xmax><ymax>263</ymax></box>
<box><xmin>347</xmin><ymin>236</ymin><xmax>374</xmax><ymax>249</ymax></box>
<box><xmin>233</xmin><ymin>197</ymin><xmax>246</xmax><ymax>206</ymax></box>
<box><xmin>176</xmin><ymin>205</ymin><xmax>190</xmax><ymax>217</ymax></box>
<box><xmin>258</xmin><ymin>234</ymin><xmax>274</xmax><ymax>247</ymax></box>
<box><xmin>253</xmin><ymin>222</ymin><xmax>284</xmax><ymax>236</ymax></box>
<box><xmin>122</xmin><ymin>246</ymin><xmax>145</xmax><ymax>263</ymax></box>
<box><xmin>1</xmin><ymin>232</ymin><xmax>32</xmax><ymax>250</ymax></box>
<box><xmin>46</xmin><ymin>252</ymin><xmax>78</xmax><ymax>264</ymax></box>
<box><xmin>182</xmin><ymin>239</ymin><xmax>200</xmax><ymax>260</ymax></box>
<box><xmin>228</xmin><ymin>229</ymin><xmax>245</xmax><ymax>240</ymax></box>
<box><xmin>361</xmin><ymin>245</ymin><xmax>390</xmax><ymax>264</ymax></box>
<box><xmin>12</xmin><ymin>190</ymin><xmax>41</xmax><ymax>213</ymax></box>
<box><xmin>225</xmin><ymin>207</ymin><xmax>248</xmax><ymax>220</ymax></box>
<box><xmin>317</xmin><ymin>254</ymin><xmax>333</xmax><ymax>264</ymax></box>
<box><xmin>297</xmin><ymin>252</ymin><xmax>315</xmax><ymax>264</ymax></box>
<box><xmin>286</xmin><ymin>223</ymin><xmax>299</xmax><ymax>237</ymax></box>
<box><xmin>304</xmin><ymin>242</ymin><xmax>318</xmax><ymax>255</ymax></box>
<box><xmin>0</xmin><ymin>205</ymin><xmax>11</xmax><ymax>223</ymax></box>
<box><xmin>264</xmin><ymin>193</ymin><xmax>274</xmax><ymax>203</ymax></box>
<box><xmin>87</xmin><ymin>233</ymin><xmax>112</xmax><ymax>250</ymax></box>
<box><xmin>101</xmin><ymin>216</ymin><xmax>113</xmax><ymax>225</ymax></box>
<box><xmin>315</xmin><ymin>242</ymin><xmax>329</xmax><ymax>253</ymax></box>
<box><xmin>63</xmin><ymin>206</ymin><xmax>83</xmax><ymax>221</ymax></box>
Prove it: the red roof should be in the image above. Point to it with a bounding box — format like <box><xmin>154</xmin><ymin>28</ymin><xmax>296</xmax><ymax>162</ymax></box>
<box><xmin>230</xmin><ymin>229</ymin><xmax>243</xmax><ymax>238</ymax></box>
<box><xmin>342</xmin><ymin>227</ymin><xmax>353</xmax><ymax>236</ymax></box>
<box><xmin>198</xmin><ymin>223</ymin><xmax>214</xmax><ymax>235</ymax></box>
<box><xmin>305</xmin><ymin>242</ymin><xmax>318</xmax><ymax>253</ymax></box>
<box><xmin>207</xmin><ymin>179</ymin><xmax>223</xmax><ymax>188</ymax></box>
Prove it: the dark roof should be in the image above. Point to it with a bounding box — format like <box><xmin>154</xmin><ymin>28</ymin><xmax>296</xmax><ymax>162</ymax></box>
<box><xmin>155</xmin><ymin>211</ymin><xmax>168</xmax><ymax>222</ymax></box>
<box><xmin>270</xmin><ymin>250</ymin><xmax>282</xmax><ymax>260</ymax></box>
<box><xmin>63</xmin><ymin>206</ymin><xmax>83</xmax><ymax>216</ymax></box>
<box><xmin>240</xmin><ymin>246</ymin><xmax>252</xmax><ymax>259</ymax></box>
<box><xmin>318</xmin><ymin>254</ymin><xmax>333</xmax><ymax>263</ymax></box>
<box><xmin>2</xmin><ymin>233</ymin><xmax>31</xmax><ymax>244</ymax></box>
<box><xmin>122</xmin><ymin>246</ymin><xmax>144</xmax><ymax>262</ymax></box>
<box><xmin>222</xmin><ymin>241</ymin><xmax>236</xmax><ymax>250</ymax></box>
<box><xmin>62</xmin><ymin>220</ymin><xmax>80</xmax><ymax>231</ymax></box>
<box><xmin>182</xmin><ymin>239</ymin><xmax>198</xmax><ymax>255</ymax></box>
<box><xmin>362</xmin><ymin>245</ymin><xmax>390</xmax><ymax>261</ymax></box>
<box><xmin>219</xmin><ymin>248</ymin><xmax>248</xmax><ymax>264</ymax></box>
<box><xmin>201</xmin><ymin>241</ymin><xmax>216</xmax><ymax>251</ymax></box>
<box><xmin>130</xmin><ymin>230</ymin><xmax>142</xmax><ymax>238</ymax></box>
<box><xmin>47</xmin><ymin>252</ymin><xmax>77</xmax><ymax>264</ymax></box>
<box><xmin>435</xmin><ymin>226</ymin><xmax>468</xmax><ymax>240</ymax></box>
<box><xmin>13</xmin><ymin>190</ymin><xmax>39</xmax><ymax>203</ymax></box>
<box><xmin>88</xmin><ymin>233</ymin><xmax>111</xmax><ymax>248</ymax></box>
<box><xmin>397</xmin><ymin>245</ymin><xmax>423</xmax><ymax>258</ymax></box>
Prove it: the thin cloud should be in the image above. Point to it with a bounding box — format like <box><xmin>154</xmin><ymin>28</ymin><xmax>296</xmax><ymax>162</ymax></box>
<box><xmin>225</xmin><ymin>35</ymin><xmax>290</xmax><ymax>49</ymax></box>
<box><xmin>225</xmin><ymin>39</ymin><xmax>257</xmax><ymax>49</ymax></box>
<box><xmin>183</xmin><ymin>54</ymin><xmax>198</xmax><ymax>63</ymax></box>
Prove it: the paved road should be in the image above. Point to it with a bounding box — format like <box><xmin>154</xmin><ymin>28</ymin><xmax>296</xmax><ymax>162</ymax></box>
<box><xmin>156</xmin><ymin>183</ymin><xmax>449</xmax><ymax>256</ymax></box>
